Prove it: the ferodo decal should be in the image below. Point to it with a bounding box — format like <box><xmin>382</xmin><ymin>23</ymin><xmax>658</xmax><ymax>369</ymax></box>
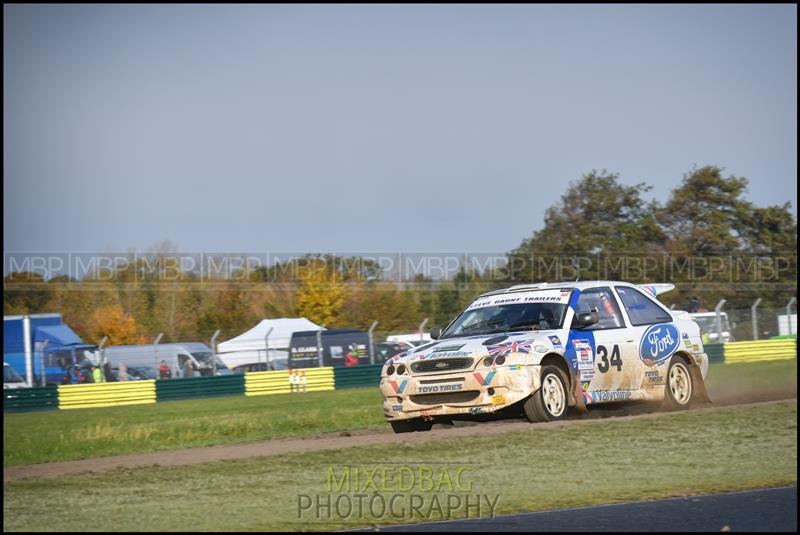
<box><xmin>388</xmin><ymin>379</ymin><xmax>408</xmax><ymax>394</ymax></box>
<box><xmin>473</xmin><ymin>371</ymin><xmax>496</xmax><ymax>386</ymax></box>
<box><xmin>640</xmin><ymin>323</ymin><xmax>680</xmax><ymax>366</ymax></box>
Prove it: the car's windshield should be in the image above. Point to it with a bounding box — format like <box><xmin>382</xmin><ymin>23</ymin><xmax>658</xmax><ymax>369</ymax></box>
<box><xmin>441</xmin><ymin>289</ymin><xmax>572</xmax><ymax>339</ymax></box>
<box><xmin>4</xmin><ymin>365</ymin><xmax>25</xmax><ymax>383</ymax></box>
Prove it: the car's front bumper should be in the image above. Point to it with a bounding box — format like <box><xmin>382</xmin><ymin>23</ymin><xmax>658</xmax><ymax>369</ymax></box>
<box><xmin>380</xmin><ymin>364</ymin><xmax>541</xmax><ymax>421</ymax></box>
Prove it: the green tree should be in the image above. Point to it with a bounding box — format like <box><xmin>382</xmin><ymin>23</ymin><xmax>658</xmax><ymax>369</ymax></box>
<box><xmin>659</xmin><ymin>166</ymin><xmax>752</xmax><ymax>254</ymax></box>
<box><xmin>506</xmin><ymin>170</ymin><xmax>663</xmax><ymax>283</ymax></box>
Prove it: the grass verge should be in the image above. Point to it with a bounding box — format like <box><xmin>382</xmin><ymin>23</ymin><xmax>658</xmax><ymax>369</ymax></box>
<box><xmin>4</xmin><ymin>388</ymin><xmax>385</xmax><ymax>467</ymax></box>
<box><xmin>3</xmin><ymin>401</ymin><xmax>796</xmax><ymax>531</ymax></box>
<box><xmin>4</xmin><ymin>359</ymin><xmax>796</xmax><ymax>467</ymax></box>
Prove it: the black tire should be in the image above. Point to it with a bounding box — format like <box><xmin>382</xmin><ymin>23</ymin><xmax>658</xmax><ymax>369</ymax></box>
<box><xmin>523</xmin><ymin>366</ymin><xmax>569</xmax><ymax>422</ymax></box>
<box><xmin>390</xmin><ymin>419</ymin><xmax>433</xmax><ymax>433</ymax></box>
<box><xmin>665</xmin><ymin>355</ymin><xmax>694</xmax><ymax>410</ymax></box>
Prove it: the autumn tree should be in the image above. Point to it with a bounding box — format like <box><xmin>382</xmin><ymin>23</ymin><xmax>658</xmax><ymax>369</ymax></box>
<box><xmin>87</xmin><ymin>303</ymin><xmax>145</xmax><ymax>345</ymax></box>
<box><xmin>294</xmin><ymin>258</ymin><xmax>345</xmax><ymax>326</ymax></box>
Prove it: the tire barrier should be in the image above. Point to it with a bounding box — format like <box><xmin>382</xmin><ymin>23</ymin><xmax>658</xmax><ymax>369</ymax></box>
<box><xmin>723</xmin><ymin>339</ymin><xmax>797</xmax><ymax>364</ymax></box>
<box><xmin>2</xmin><ymin>386</ymin><xmax>59</xmax><ymax>413</ymax></box>
<box><xmin>8</xmin><ymin>340</ymin><xmax>795</xmax><ymax>413</ymax></box>
<box><xmin>57</xmin><ymin>380</ymin><xmax>156</xmax><ymax>410</ymax></box>
<box><xmin>705</xmin><ymin>344</ymin><xmax>725</xmax><ymax>364</ymax></box>
<box><xmin>156</xmin><ymin>374</ymin><xmax>245</xmax><ymax>402</ymax></box>
<box><xmin>245</xmin><ymin>367</ymin><xmax>335</xmax><ymax>397</ymax></box>
<box><xmin>333</xmin><ymin>364</ymin><xmax>383</xmax><ymax>389</ymax></box>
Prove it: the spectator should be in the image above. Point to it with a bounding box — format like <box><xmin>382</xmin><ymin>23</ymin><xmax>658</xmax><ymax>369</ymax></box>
<box><xmin>159</xmin><ymin>360</ymin><xmax>172</xmax><ymax>380</ymax></box>
<box><xmin>182</xmin><ymin>358</ymin><xmax>195</xmax><ymax>378</ymax></box>
<box><xmin>91</xmin><ymin>365</ymin><xmax>105</xmax><ymax>384</ymax></box>
<box><xmin>118</xmin><ymin>362</ymin><xmax>128</xmax><ymax>382</ymax></box>
<box><xmin>103</xmin><ymin>361</ymin><xmax>114</xmax><ymax>382</ymax></box>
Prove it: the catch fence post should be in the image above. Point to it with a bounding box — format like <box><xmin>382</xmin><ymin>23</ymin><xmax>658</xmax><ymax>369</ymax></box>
<box><xmin>39</xmin><ymin>340</ymin><xmax>49</xmax><ymax>387</ymax></box>
<box><xmin>418</xmin><ymin>318</ymin><xmax>429</xmax><ymax>343</ymax></box>
<box><xmin>153</xmin><ymin>333</ymin><xmax>164</xmax><ymax>376</ymax></box>
<box><xmin>368</xmin><ymin>320</ymin><xmax>379</xmax><ymax>364</ymax></box>
<box><xmin>714</xmin><ymin>300</ymin><xmax>726</xmax><ymax>342</ymax></box>
<box><xmin>317</xmin><ymin>327</ymin><xmax>325</xmax><ymax>368</ymax></box>
<box><xmin>751</xmin><ymin>298</ymin><xmax>762</xmax><ymax>341</ymax></box>
<box><xmin>210</xmin><ymin>329</ymin><xmax>220</xmax><ymax>375</ymax></box>
<box><xmin>264</xmin><ymin>327</ymin><xmax>274</xmax><ymax>371</ymax></box>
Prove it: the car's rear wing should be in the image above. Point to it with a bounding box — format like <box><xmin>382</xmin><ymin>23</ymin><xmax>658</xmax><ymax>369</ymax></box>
<box><xmin>638</xmin><ymin>283</ymin><xmax>675</xmax><ymax>297</ymax></box>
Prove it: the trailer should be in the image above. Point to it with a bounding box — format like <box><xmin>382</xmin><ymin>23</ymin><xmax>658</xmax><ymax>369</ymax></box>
<box><xmin>3</xmin><ymin>314</ymin><xmax>97</xmax><ymax>386</ymax></box>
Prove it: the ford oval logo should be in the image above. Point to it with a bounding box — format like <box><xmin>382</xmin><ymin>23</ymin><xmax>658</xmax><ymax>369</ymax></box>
<box><xmin>640</xmin><ymin>323</ymin><xmax>680</xmax><ymax>365</ymax></box>
<box><xmin>435</xmin><ymin>361</ymin><xmax>448</xmax><ymax>369</ymax></box>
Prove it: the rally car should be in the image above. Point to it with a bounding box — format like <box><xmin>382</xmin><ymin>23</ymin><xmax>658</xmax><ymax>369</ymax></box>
<box><xmin>381</xmin><ymin>281</ymin><xmax>710</xmax><ymax>433</ymax></box>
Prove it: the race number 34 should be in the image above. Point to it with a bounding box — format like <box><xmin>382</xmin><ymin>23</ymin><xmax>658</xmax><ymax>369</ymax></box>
<box><xmin>597</xmin><ymin>345</ymin><xmax>622</xmax><ymax>373</ymax></box>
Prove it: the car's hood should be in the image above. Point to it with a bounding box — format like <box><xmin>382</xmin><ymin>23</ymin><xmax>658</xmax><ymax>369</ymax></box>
<box><xmin>385</xmin><ymin>330</ymin><xmax>565</xmax><ymax>367</ymax></box>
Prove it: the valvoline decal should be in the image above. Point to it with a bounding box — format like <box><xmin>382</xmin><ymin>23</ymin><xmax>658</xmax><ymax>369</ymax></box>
<box><xmin>640</xmin><ymin>323</ymin><xmax>680</xmax><ymax>366</ymax></box>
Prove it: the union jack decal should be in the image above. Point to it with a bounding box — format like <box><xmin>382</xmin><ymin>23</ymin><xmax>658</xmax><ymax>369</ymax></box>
<box><xmin>486</xmin><ymin>339</ymin><xmax>533</xmax><ymax>358</ymax></box>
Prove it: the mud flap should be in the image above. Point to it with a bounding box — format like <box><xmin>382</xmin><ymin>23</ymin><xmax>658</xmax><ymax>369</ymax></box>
<box><xmin>571</xmin><ymin>371</ymin><xmax>588</xmax><ymax>414</ymax></box>
<box><xmin>689</xmin><ymin>362</ymin><xmax>712</xmax><ymax>405</ymax></box>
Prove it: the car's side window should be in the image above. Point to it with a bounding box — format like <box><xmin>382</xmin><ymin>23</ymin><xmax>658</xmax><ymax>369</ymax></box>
<box><xmin>615</xmin><ymin>286</ymin><xmax>673</xmax><ymax>326</ymax></box>
<box><xmin>571</xmin><ymin>287</ymin><xmax>625</xmax><ymax>330</ymax></box>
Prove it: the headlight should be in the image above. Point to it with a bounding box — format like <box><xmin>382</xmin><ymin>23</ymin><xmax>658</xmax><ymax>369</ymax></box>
<box><xmin>386</xmin><ymin>365</ymin><xmax>395</xmax><ymax>375</ymax></box>
<box><xmin>494</xmin><ymin>355</ymin><xmax>506</xmax><ymax>366</ymax></box>
<box><xmin>396</xmin><ymin>364</ymin><xmax>406</xmax><ymax>375</ymax></box>
<box><xmin>482</xmin><ymin>356</ymin><xmax>494</xmax><ymax>367</ymax></box>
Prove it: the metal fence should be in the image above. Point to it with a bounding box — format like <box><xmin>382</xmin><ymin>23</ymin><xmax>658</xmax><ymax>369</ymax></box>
<box><xmin>698</xmin><ymin>298</ymin><xmax>797</xmax><ymax>342</ymax></box>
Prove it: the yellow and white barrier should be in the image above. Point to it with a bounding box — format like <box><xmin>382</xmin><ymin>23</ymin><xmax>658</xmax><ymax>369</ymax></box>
<box><xmin>723</xmin><ymin>339</ymin><xmax>797</xmax><ymax>364</ymax></box>
<box><xmin>57</xmin><ymin>380</ymin><xmax>157</xmax><ymax>410</ymax></box>
<box><xmin>245</xmin><ymin>367</ymin><xmax>335</xmax><ymax>396</ymax></box>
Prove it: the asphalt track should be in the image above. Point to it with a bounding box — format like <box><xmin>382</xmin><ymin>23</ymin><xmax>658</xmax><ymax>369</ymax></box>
<box><xmin>369</xmin><ymin>486</ymin><xmax>797</xmax><ymax>532</ymax></box>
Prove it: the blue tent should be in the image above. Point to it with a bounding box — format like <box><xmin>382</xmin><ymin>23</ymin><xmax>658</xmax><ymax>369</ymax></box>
<box><xmin>34</xmin><ymin>324</ymin><xmax>84</xmax><ymax>350</ymax></box>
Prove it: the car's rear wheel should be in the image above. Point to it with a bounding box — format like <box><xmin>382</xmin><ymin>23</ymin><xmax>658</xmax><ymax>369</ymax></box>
<box><xmin>390</xmin><ymin>419</ymin><xmax>433</xmax><ymax>433</ymax></box>
<box><xmin>665</xmin><ymin>355</ymin><xmax>694</xmax><ymax>410</ymax></box>
<box><xmin>523</xmin><ymin>366</ymin><xmax>568</xmax><ymax>422</ymax></box>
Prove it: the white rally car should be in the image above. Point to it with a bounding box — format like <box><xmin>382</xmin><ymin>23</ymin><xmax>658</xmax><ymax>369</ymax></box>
<box><xmin>380</xmin><ymin>281</ymin><xmax>710</xmax><ymax>433</ymax></box>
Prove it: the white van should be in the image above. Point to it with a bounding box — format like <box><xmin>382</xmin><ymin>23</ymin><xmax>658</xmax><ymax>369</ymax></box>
<box><xmin>4</xmin><ymin>362</ymin><xmax>30</xmax><ymax>389</ymax></box>
<box><xmin>688</xmin><ymin>312</ymin><xmax>734</xmax><ymax>343</ymax></box>
<box><xmin>98</xmin><ymin>343</ymin><xmax>232</xmax><ymax>379</ymax></box>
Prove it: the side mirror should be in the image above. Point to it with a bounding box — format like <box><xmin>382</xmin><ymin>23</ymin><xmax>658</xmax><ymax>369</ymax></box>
<box><xmin>430</xmin><ymin>327</ymin><xmax>442</xmax><ymax>340</ymax></box>
<box><xmin>574</xmin><ymin>310</ymin><xmax>599</xmax><ymax>329</ymax></box>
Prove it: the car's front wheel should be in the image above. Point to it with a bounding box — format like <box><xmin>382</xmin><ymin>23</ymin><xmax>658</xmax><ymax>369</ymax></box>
<box><xmin>665</xmin><ymin>355</ymin><xmax>694</xmax><ymax>410</ymax></box>
<box><xmin>523</xmin><ymin>366</ymin><xmax>569</xmax><ymax>422</ymax></box>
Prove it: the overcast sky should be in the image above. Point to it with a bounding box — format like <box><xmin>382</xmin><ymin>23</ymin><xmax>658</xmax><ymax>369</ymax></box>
<box><xmin>4</xmin><ymin>4</ymin><xmax>797</xmax><ymax>254</ymax></box>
